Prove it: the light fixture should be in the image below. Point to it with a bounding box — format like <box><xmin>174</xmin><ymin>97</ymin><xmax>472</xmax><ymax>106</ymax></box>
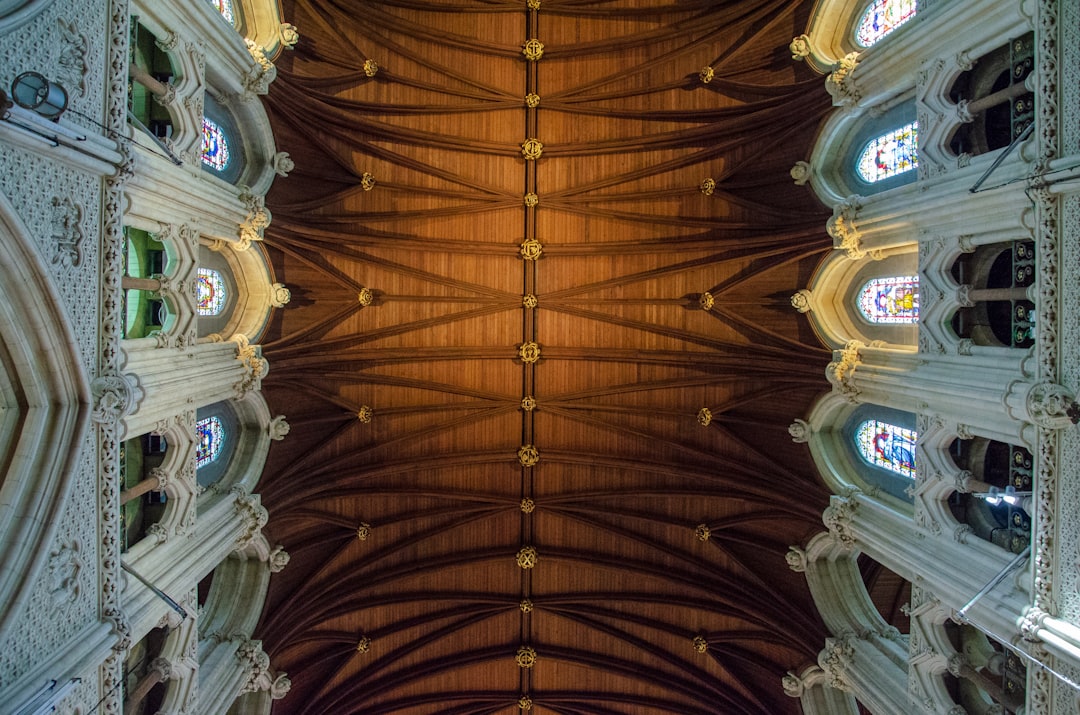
<box><xmin>976</xmin><ymin>485</ymin><xmax>1032</xmax><ymax>507</ymax></box>
<box><xmin>10</xmin><ymin>72</ymin><xmax>68</xmax><ymax>120</ymax></box>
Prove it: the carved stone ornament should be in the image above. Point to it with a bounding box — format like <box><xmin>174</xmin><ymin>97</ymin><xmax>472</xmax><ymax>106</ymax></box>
<box><xmin>827</xmin><ymin>341</ymin><xmax>863</xmax><ymax>402</ymax></box>
<box><xmin>519</xmin><ymin>342</ymin><xmax>541</xmax><ymax>364</ymax></box>
<box><xmin>789</xmin><ymin>34</ymin><xmax>811</xmax><ymax>62</ymax></box>
<box><xmin>522</xmin><ymin>39</ymin><xmax>545</xmax><ymax>61</ymax></box>
<box><xmin>522</xmin><ymin>293</ymin><xmax>538</xmax><ymax>308</ymax></box>
<box><xmin>268</xmin><ymin>415</ymin><xmax>291</xmax><ymax>441</ymax></box>
<box><xmin>357</xmin><ymin>405</ymin><xmax>374</xmax><ymax>423</ymax></box>
<box><xmin>521</xmin><ymin>238</ymin><xmax>544</xmax><ymax>260</ymax></box>
<box><xmin>699</xmin><ymin>66</ymin><xmax>714</xmax><ymax>84</ymax></box>
<box><xmin>356</xmin><ymin>522</ymin><xmax>372</xmax><ymax>540</ymax></box>
<box><xmin>91</xmin><ymin>373</ymin><xmax>141</xmax><ymax>424</ymax></box>
<box><xmin>47</xmin><ymin>540</ymin><xmax>82</xmax><ymax>606</ymax></box>
<box><xmin>699</xmin><ymin>292</ymin><xmax>715</xmax><ymax>311</ymax></box>
<box><xmin>268</xmin><ymin>545</ymin><xmax>290</xmax><ymax>573</ymax></box>
<box><xmin>697</xmin><ymin>407</ymin><xmax>712</xmax><ymax>427</ymax></box>
<box><xmin>363</xmin><ymin>59</ymin><xmax>379</xmax><ymax>77</ymax></box>
<box><xmin>56</xmin><ymin>19</ymin><xmax>88</xmax><ymax>96</ymax></box>
<box><xmin>827</xmin><ymin>198</ymin><xmax>864</xmax><ymax>259</ymax></box>
<box><xmin>270</xmin><ymin>673</ymin><xmax>292</xmax><ymax>700</ymax></box>
<box><xmin>520</xmin><ymin>498</ymin><xmax>536</xmax><ymax>513</ymax></box>
<box><xmin>826</xmin><ymin>52</ymin><xmax>860</xmax><ymax>107</ymax></box>
<box><xmin>234</xmin><ymin>339</ymin><xmax>269</xmax><ymax>396</ymax></box>
<box><xmin>692</xmin><ymin>635</ymin><xmax>708</xmax><ymax>653</ymax></box>
<box><xmin>521</xmin><ymin>138</ymin><xmax>544</xmax><ymax>160</ymax></box>
<box><xmin>361</xmin><ymin>172</ymin><xmax>376</xmax><ymax>191</ymax></box>
<box><xmin>519</xmin><ymin>598</ymin><xmax>533</xmax><ymax>612</ymax></box>
<box><xmin>781</xmin><ymin>671</ymin><xmax>804</xmax><ymax>697</ymax></box>
<box><xmin>788</xmin><ymin>418</ymin><xmax>810</xmax><ymax>444</ymax></box>
<box><xmin>243</xmin><ymin>40</ymin><xmax>277</xmax><ymax>95</ymax></box>
<box><xmin>518</xmin><ymin>444</ymin><xmax>540</xmax><ymax>467</ymax></box>
<box><xmin>790</xmin><ymin>289</ymin><xmax>812</xmax><ymax>313</ymax></box>
<box><xmin>823</xmin><ymin>496</ymin><xmax>859</xmax><ymax>547</ymax></box>
<box><xmin>356</xmin><ymin>635</ymin><xmax>371</xmax><ymax>653</ymax></box>
<box><xmin>525</xmin><ymin>93</ymin><xmax>540</xmax><ymax>108</ymax></box>
<box><xmin>700</xmin><ymin>177</ymin><xmax>716</xmax><ymax>195</ymax></box>
<box><xmin>50</xmin><ymin>196</ymin><xmax>84</xmax><ymax>268</ymax></box>
<box><xmin>1024</xmin><ymin>381</ymin><xmax>1079</xmax><ymax>429</ymax></box>
<box><xmin>790</xmin><ymin>160</ymin><xmax>811</xmax><ymax>186</ymax></box>
<box><xmin>521</xmin><ymin>396</ymin><xmax>537</xmax><ymax>411</ymax></box>
<box><xmin>694</xmin><ymin>523</ymin><xmax>711</xmax><ymax>542</ymax></box>
<box><xmin>236</xmin><ymin>639</ymin><xmax>272</xmax><ymax>693</ymax></box>
<box><xmin>785</xmin><ymin>545</ymin><xmax>807</xmax><ymax>573</ymax></box>
<box><xmin>524</xmin><ymin>192</ymin><xmax>539</xmax><ymax>207</ymax></box>
<box><xmin>267</xmin><ymin>283</ymin><xmax>292</xmax><ymax>310</ymax></box>
<box><xmin>280</xmin><ymin>23</ymin><xmax>300</xmax><ymax>49</ymax></box>
<box><xmin>238</xmin><ymin>191</ymin><xmax>272</xmax><ymax>248</ymax></box>
<box><xmin>272</xmin><ymin>152</ymin><xmax>294</xmax><ymax>178</ymax></box>
<box><xmin>358</xmin><ymin>287</ymin><xmax>375</xmax><ymax>305</ymax></box>
<box><xmin>516</xmin><ymin>645</ymin><xmax>538</xmax><ymax>668</ymax></box>
<box><xmin>820</xmin><ymin>636</ymin><xmax>855</xmax><ymax>690</ymax></box>
<box><xmin>519</xmin><ymin>696</ymin><xmax>533</xmax><ymax>710</ymax></box>
<box><xmin>516</xmin><ymin>545</ymin><xmax>538</xmax><ymax>569</ymax></box>
<box><xmin>233</xmin><ymin>489</ymin><xmax>269</xmax><ymax>549</ymax></box>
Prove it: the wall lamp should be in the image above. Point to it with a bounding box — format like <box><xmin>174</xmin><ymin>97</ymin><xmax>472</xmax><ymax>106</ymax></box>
<box><xmin>10</xmin><ymin>72</ymin><xmax>68</xmax><ymax>120</ymax></box>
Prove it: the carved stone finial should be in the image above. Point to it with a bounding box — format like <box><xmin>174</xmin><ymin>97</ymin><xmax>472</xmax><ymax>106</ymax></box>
<box><xmin>518</xmin><ymin>444</ymin><xmax>540</xmax><ymax>467</ymax></box>
<box><xmin>789</xmin><ymin>34</ymin><xmax>811</xmax><ymax>61</ymax></box>
<box><xmin>788</xmin><ymin>418</ymin><xmax>810</xmax><ymax>444</ymax></box>
<box><xmin>697</xmin><ymin>407</ymin><xmax>712</xmax><ymax>427</ymax></box>
<box><xmin>268</xmin><ymin>415</ymin><xmax>291</xmax><ymax>441</ymax></box>
<box><xmin>790</xmin><ymin>160</ymin><xmax>811</xmax><ymax>185</ymax></box>
<box><xmin>790</xmin><ymin>289</ymin><xmax>812</xmax><ymax>313</ymax></box>
<box><xmin>516</xmin><ymin>546</ymin><xmax>538</xmax><ymax>569</ymax></box>
<box><xmin>785</xmin><ymin>545</ymin><xmax>807</xmax><ymax>572</ymax></box>
<box><xmin>270</xmin><ymin>282</ymin><xmax>292</xmax><ymax>308</ymax></box>
<box><xmin>268</xmin><ymin>545</ymin><xmax>290</xmax><ymax>573</ymax></box>
<box><xmin>272</xmin><ymin>152</ymin><xmax>294</xmax><ymax>177</ymax></box>
<box><xmin>516</xmin><ymin>646</ymin><xmax>538</xmax><ymax>668</ymax></box>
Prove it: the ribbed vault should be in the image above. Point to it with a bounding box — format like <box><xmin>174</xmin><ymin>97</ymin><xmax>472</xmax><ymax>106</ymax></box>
<box><xmin>257</xmin><ymin>1</ymin><xmax>835</xmax><ymax>713</ymax></box>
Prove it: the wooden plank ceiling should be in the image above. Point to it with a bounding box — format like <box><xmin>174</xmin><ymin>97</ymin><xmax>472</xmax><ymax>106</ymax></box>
<box><xmin>257</xmin><ymin>1</ymin><xmax>836</xmax><ymax>713</ymax></box>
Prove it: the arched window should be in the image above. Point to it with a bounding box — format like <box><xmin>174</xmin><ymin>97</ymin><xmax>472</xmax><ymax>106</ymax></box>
<box><xmin>196</xmin><ymin>268</ymin><xmax>227</xmax><ymax>316</ymax></box>
<box><xmin>196</xmin><ymin>416</ymin><xmax>226</xmax><ymax>469</ymax></box>
<box><xmin>857</xmin><ymin>276</ymin><xmax>919</xmax><ymax>324</ymax></box>
<box><xmin>201</xmin><ymin>117</ymin><xmax>231</xmax><ymax>172</ymax></box>
<box><xmin>855</xmin><ymin>0</ymin><xmax>916</xmax><ymax>47</ymax></box>
<box><xmin>856</xmin><ymin>420</ymin><xmax>916</xmax><ymax>478</ymax></box>
<box><xmin>856</xmin><ymin>122</ymin><xmax>918</xmax><ymax>183</ymax></box>
<box><xmin>207</xmin><ymin>0</ymin><xmax>236</xmax><ymax>25</ymax></box>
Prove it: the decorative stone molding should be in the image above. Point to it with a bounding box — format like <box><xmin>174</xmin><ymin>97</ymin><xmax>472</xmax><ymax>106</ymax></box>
<box><xmin>46</xmin><ymin>540</ymin><xmax>82</xmax><ymax>606</ymax></box>
<box><xmin>270</xmin><ymin>283</ymin><xmax>291</xmax><ymax>308</ymax></box>
<box><xmin>785</xmin><ymin>545</ymin><xmax>807</xmax><ymax>573</ymax></box>
<box><xmin>268</xmin><ymin>545</ymin><xmax>290</xmax><ymax>573</ymax></box>
<box><xmin>49</xmin><ymin>195</ymin><xmax>84</xmax><ymax>268</ymax></box>
<box><xmin>233</xmin><ymin>335</ymin><xmax>269</xmax><ymax>397</ymax></box>
<box><xmin>826</xmin><ymin>198</ymin><xmax>863</xmax><ymax>259</ymax></box>
<box><xmin>56</xmin><ymin>19</ymin><xmax>89</xmax><ymax>96</ymax></box>
<box><xmin>236</xmin><ymin>638</ymin><xmax>272</xmax><ymax>693</ymax></box>
<box><xmin>788</xmin><ymin>418</ymin><xmax>810</xmax><ymax>444</ymax></box>
<box><xmin>237</xmin><ymin>191</ymin><xmax>272</xmax><ymax>249</ymax></box>
<box><xmin>789</xmin><ymin>34</ymin><xmax>811</xmax><ymax>62</ymax></box>
<box><xmin>268</xmin><ymin>415</ymin><xmax>290</xmax><ymax>441</ymax></box>
<box><xmin>91</xmin><ymin>373</ymin><xmax>142</xmax><ymax>424</ymax></box>
<box><xmin>822</xmin><ymin>496</ymin><xmax>859</xmax><ymax>548</ymax></box>
<box><xmin>790</xmin><ymin>160</ymin><xmax>811</xmax><ymax>186</ymax></box>
<box><xmin>280</xmin><ymin>23</ymin><xmax>300</xmax><ymax>49</ymax></box>
<box><xmin>826</xmin><ymin>341</ymin><xmax>863</xmax><ymax>403</ymax></box>
<box><xmin>233</xmin><ymin>489</ymin><xmax>269</xmax><ymax>550</ymax></box>
<box><xmin>819</xmin><ymin>636</ymin><xmax>855</xmax><ymax>690</ymax></box>
<box><xmin>1024</xmin><ymin>381</ymin><xmax>1079</xmax><ymax>429</ymax></box>
<box><xmin>272</xmin><ymin>152</ymin><xmax>294</xmax><ymax>178</ymax></box>
<box><xmin>782</xmin><ymin>670</ymin><xmax>805</xmax><ymax>698</ymax></box>
<box><xmin>825</xmin><ymin>52</ymin><xmax>860</xmax><ymax>108</ymax></box>
<box><xmin>243</xmin><ymin>40</ymin><xmax>277</xmax><ymax>96</ymax></box>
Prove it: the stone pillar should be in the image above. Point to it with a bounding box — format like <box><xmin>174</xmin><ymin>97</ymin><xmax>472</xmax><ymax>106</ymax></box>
<box><xmin>818</xmin><ymin>633</ymin><xmax>911</xmax><ymax>715</ymax></box>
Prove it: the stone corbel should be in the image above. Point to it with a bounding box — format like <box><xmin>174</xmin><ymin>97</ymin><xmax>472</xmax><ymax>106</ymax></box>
<box><xmin>268</xmin><ymin>545</ymin><xmax>290</xmax><ymax>573</ymax></box>
<box><xmin>827</xmin><ymin>198</ymin><xmax>864</xmax><ymax>259</ymax></box>
<box><xmin>232</xmin><ymin>334</ymin><xmax>269</xmax><ymax>397</ymax></box>
<box><xmin>232</xmin><ymin>488</ymin><xmax>269</xmax><ymax>550</ymax></box>
<box><xmin>269</xmin><ymin>283</ymin><xmax>291</xmax><ymax>308</ymax></box>
<box><xmin>818</xmin><ymin>635</ymin><xmax>856</xmax><ymax>691</ymax></box>
<box><xmin>236</xmin><ymin>190</ymin><xmax>271</xmax><ymax>250</ymax></box>
<box><xmin>268</xmin><ymin>415</ymin><xmax>290</xmax><ymax>441</ymax></box>
<box><xmin>825</xmin><ymin>52</ymin><xmax>860</xmax><ymax>108</ymax></box>
<box><xmin>790</xmin><ymin>289</ymin><xmax>812</xmax><ymax>314</ymax></box>
<box><xmin>826</xmin><ymin>340</ymin><xmax>863</xmax><ymax>403</ymax></box>
<box><xmin>822</xmin><ymin>495</ymin><xmax>859</xmax><ymax>548</ymax></box>
<box><xmin>243</xmin><ymin>40</ymin><xmax>277</xmax><ymax>98</ymax></box>
<box><xmin>788</xmin><ymin>418</ymin><xmax>811</xmax><ymax>444</ymax></box>
<box><xmin>91</xmin><ymin>373</ymin><xmax>143</xmax><ymax>424</ymax></box>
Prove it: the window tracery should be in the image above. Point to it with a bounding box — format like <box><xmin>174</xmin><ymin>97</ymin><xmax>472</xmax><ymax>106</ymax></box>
<box><xmin>196</xmin><ymin>416</ymin><xmax>225</xmax><ymax>469</ymax></box>
<box><xmin>855</xmin><ymin>0</ymin><xmax>916</xmax><ymax>47</ymax></box>
<box><xmin>856</xmin><ymin>420</ymin><xmax>916</xmax><ymax>478</ymax></box>
<box><xmin>201</xmin><ymin>117</ymin><xmax>231</xmax><ymax>172</ymax></box>
<box><xmin>196</xmin><ymin>268</ymin><xmax>227</xmax><ymax>316</ymax></box>
<box><xmin>856</xmin><ymin>121</ymin><xmax>918</xmax><ymax>183</ymax></box>
<box><xmin>857</xmin><ymin>276</ymin><xmax>919</xmax><ymax>324</ymax></box>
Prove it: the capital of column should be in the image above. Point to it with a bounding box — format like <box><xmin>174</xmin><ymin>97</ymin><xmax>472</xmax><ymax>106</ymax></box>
<box><xmin>818</xmin><ymin>636</ymin><xmax>856</xmax><ymax>691</ymax></box>
<box><xmin>827</xmin><ymin>198</ymin><xmax>864</xmax><ymax>259</ymax></box>
<box><xmin>826</xmin><ymin>341</ymin><xmax>864</xmax><ymax>403</ymax></box>
<box><xmin>233</xmin><ymin>488</ymin><xmax>269</xmax><ymax>550</ymax></box>
<box><xmin>823</xmin><ymin>495</ymin><xmax>860</xmax><ymax>548</ymax></box>
<box><xmin>825</xmin><ymin>52</ymin><xmax>860</xmax><ymax>108</ymax></box>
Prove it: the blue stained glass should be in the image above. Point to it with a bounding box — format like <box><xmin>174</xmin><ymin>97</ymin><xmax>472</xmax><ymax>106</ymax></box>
<box><xmin>207</xmin><ymin>0</ymin><xmax>235</xmax><ymax>24</ymax></box>
<box><xmin>201</xmin><ymin>117</ymin><xmax>231</xmax><ymax>172</ymax></box>
<box><xmin>856</xmin><ymin>420</ymin><xmax>916</xmax><ymax>478</ymax></box>
<box><xmin>858</xmin><ymin>276</ymin><xmax>919</xmax><ymax>324</ymax></box>
<box><xmin>856</xmin><ymin>0</ymin><xmax>916</xmax><ymax>47</ymax></box>
<box><xmin>857</xmin><ymin>122</ymin><xmax>918</xmax><ymax>183</ymax></box>
<box><xmin>196</xmin><ymin>268</ymin><xmax>226</xmax><ymax>316</ymax></box>
<box><xmin>196</xmin><ymin>416</ymin><xmax>225</xmax><ymax>468</ymax></box>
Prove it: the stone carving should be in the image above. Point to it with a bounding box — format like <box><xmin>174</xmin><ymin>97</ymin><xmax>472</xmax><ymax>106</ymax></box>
<box><xmin>827</xmin><ymin>341</ymin><xmax>863</xmax><ymax>402</ymax></box>
<box><xmin>268</xmin><ymin>545</ymin><xmax>290</xmax><ymax>573</ymax></box>
<box><xmin>789</xmin><ymin>160</ymin><xmax>810</xmax><ymax>185</ymax></box>
<box><xmin>819</xmin><ymin>636</ymin><xmax>855</xmax><ymax>690</ymax></box>
<box><xmin>233</xmin><ymin>489</ymin><xmax>269</xmax><ymax>549</ymax></box>
<box><xmin>270</xmin><ymin>673</ymin><xmax>291</xmax><ymax>699</ymax></box>
<box><xmin>785</xmin><ymin>545</ymin><xmax>807</xmax><ymax>572</ymax></box>
<box><xmin>236</xmin><ymin>639</ymin><xmax>272</xmax><ymax>693</ymax></box>
<box><xmin>827</xmin><ymin>198</ymin><xmax>863</xmax><ymax>259</ymax></box>
<box><xmin>1025</xmin><ymin>382</ymin><xmax>1080</xmax><ymax>429</ymax></box>
<box><xmin>790</xmin><ymin>289</ymin><xmax>812</xmax><ymax>313</ymax></box>
<box><xmin>56</xmin><ymin>19</ymin><xmax>88</xmax><ymax>96</ymax></box>
<box><xmin>268</xmin><ymin>415</ymin><xmax>290</xmax><ymax>441</ymax></box>
<box><xmin>280</xmin><ymin>23</ymin><xmax>300</xmax><ymax>49</ymax></box>
<box><xmin>272</xmin><ymin>152</ymin><xmax>294</xmax><ymax>178</ymax></box>
<box><xmin>789</xmin><ymin>35</ymin><xmax>811</xmax><ymax>61</ymax></box>
<box><xmin>50</xmin><ymin>196</ymin><xmax>84</xmax><ymax>268</ymax></box>
<box><xmin>781</xmin><ymin>671</ymin><xmax>804</xmax><ymax>697</ymax></box>
<box><xmin>270</xmin><ymin>283</ymin><xmax>291</xmax><ymax>308</ymax></box>
<box><xmin>826</xmin><ymin>52</ymin><xmax>860</xmax><ymax>107</ymax></box>
<box><xmin>90</xmin><ymin>373</ymin><xmax>141</xmax><ymax>424</ymax></box>
<box><xmin>233</xmin><ymin>334</ymin><xmax>269</xmax><ymax>396</ymax></box>
<box><xmin>47</xmin><ymin>540</ymin><xmax>81</xmax><ymax>606</ymax></box>
<box><xmin>788</xmin><ymin>419</ymin><xmax>810</xmax><ymax>444</ymax></box>
<box><xmin>823</xmin><ymin>496</ymin><xmax>859</xmax><ymax>547</ymax></box>
<box><xmin>238</xmin><ymin>191</ymin><xmax>272</xmax><ymax>249</ymax></box>
<box><xmin>243</xmin><ymin>40</ymin><xmax>277</xmax><ymax>96</ymax></box>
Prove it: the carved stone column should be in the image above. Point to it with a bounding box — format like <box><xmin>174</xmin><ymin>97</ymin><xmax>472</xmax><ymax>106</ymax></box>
<box><xmin>123</xmin><ymin>656</ymin><xmax>172</xmax><ymax>712</ymax></box>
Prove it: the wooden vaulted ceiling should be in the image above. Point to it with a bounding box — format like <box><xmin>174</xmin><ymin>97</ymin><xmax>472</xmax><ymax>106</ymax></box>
<box><xmin>256</xmin><ymin>1</ymin><xmax>836</xmax><ymax>713</ymax></box>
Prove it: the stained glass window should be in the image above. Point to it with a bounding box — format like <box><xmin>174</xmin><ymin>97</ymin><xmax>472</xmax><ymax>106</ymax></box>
<box><xmin>196</xmin><ymin>416</ymin><xmax>225</xmax><ymax>469</ymax></box>
<box><xmin>857</xmin><ymin>122</ymin><xmax>918</xmax><ymax>183</ymax></box>
<box><xmin>856</xmin><ymin>420</ymin><xmax>916</xmax><ymax>478</ymax></box>
<box><xmin>196</xmin><ymin>268</ymin><xmax>227</xmax><ymax>316</ymax></box>
<box><xmin>858</xmin><ymin>276</ymin><xmax>919</xmax><ymax>324</ymax></box>
<box><xmin>856</xmin><ymin>0</ymin><xmax>916</xmax><ymax>47</ymax></box>
<box><xmin>201</xmin><ymin>117</ymin><xmax>231</xmax><ymax>172</ymax></box>
<box><xmin>207</xmin><ymin>0</ymin><xmax>235</xmax><ymax>24</ymax></box>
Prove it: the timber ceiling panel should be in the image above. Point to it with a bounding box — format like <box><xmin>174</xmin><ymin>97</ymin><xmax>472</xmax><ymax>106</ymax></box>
<box><xmin>257</xmin><ymin>1</ymin><xmax>835</xmax><ymax>713</ymax></box>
